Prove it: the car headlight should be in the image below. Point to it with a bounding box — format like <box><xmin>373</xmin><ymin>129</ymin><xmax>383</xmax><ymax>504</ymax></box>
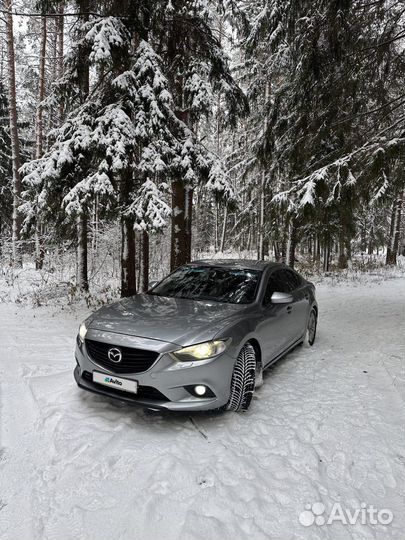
<box><xmin>172</xmin><ymin>339</ymin><xmax>230</xmax><ymax>362</ymax></box>
<box><xmin>78</xmin><ymin>322</ymin><xmax>88</xmax><ymax>343</ymax></box>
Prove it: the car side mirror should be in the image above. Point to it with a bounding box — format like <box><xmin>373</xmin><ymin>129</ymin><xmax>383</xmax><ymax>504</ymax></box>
<box><xmin>271</xmin><ymin>291</ymin><xmax>293</xmax><ymax>304</ymax></box>
<box><xmin>148</xmin><ymin>281</ymin><xmax>158</xmax><ymax>290</ymax></box>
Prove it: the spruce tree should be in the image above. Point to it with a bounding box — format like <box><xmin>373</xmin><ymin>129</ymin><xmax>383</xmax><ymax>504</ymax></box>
<box><xmin>244</xmin><ymin>0</ymin><xmax>405</xmax><ymax>267</ymax></box>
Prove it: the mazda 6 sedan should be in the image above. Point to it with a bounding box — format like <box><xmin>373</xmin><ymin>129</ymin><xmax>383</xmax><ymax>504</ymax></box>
<box><xmin>74</xmin><ymin>260</ymin><xmax>317</xmax><ymax>412</ymax></box>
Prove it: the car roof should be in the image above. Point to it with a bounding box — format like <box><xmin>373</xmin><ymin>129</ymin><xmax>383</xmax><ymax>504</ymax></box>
<box><xmin>189</xmin><ymin>259</ymin><xmax>285</xmax><ymax>271</ymax></box>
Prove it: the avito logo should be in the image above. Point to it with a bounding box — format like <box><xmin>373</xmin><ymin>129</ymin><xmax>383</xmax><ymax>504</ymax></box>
<box><xmin>299</xmin><ymin>502</ymin><xmax>393</xmax><ymax>527</ymax></box>
<box><xmin>104</xmin><ymin>376</ymin><xmax>123</xmax><ymax>386</ymax></box>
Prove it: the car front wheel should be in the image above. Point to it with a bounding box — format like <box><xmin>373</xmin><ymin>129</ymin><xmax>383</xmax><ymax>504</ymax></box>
<box><xmin>226</xmin><ymin>342</ymin><xmax>256</xmax><ymax>412</ymax></box>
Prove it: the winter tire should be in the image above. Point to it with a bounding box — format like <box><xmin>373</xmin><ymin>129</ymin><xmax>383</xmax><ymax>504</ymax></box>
<box><xmin>226</xmin><ymin>342</ymin><xmax>256</xmax><ymax>412</ymax></box>
<box><xmin>304</xmin><ymin>308</ymin><xmax>317</xmax><ymax>347</ymax></box>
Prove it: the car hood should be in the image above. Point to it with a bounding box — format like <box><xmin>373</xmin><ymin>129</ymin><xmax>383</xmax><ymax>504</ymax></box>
<box><xmin>89</xmin><ymin>293</ymin><xmax>248</xmax><ymax>347</ymax></box>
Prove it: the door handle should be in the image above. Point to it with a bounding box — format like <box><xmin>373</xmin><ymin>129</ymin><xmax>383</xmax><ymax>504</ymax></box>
<box><xmin>286</xmin><ymin>306</ymin><xmax>293</xmax><ymax>313</ymax></box>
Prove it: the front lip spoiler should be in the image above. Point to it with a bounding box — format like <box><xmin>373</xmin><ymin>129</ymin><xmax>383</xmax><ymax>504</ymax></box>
<box><xmin>74</xmin><ymin>366</ymin><xmax>170</xmax><ymax>409</ymax></box>
<box><xmin>74</xmin><ymin>366</ymin><xmax>219</xmax><ymax>411</ymax></box>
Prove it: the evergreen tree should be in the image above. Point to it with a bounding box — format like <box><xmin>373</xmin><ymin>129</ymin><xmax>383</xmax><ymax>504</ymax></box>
<box><xmin>21</xmin><ymin>0</ymin><xmax>248</xmax><ymax>294</ymax></box>
<box><xmin>244</xmin><ymin>0</ymin><xmax>405</xmax><ymax>267</ymax></box>
<box><xmin>154</xmin><ymin>0</ymin><xmax>248</xmax><ymax>270</ymax></box>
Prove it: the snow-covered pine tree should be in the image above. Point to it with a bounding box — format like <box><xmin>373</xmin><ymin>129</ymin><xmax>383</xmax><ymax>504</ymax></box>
<box><xmin>103</xmin><ymin>38</ymin><xmax>175</xmax><ymax>295</ymax></box>
<box><xmin>22</xmin><ymin>5</ymin><xmax>212</xmax><ymax>295</ymax></box>
<box><xmin>244</xmin><ymin>0</ymin><xmax>405</xmax><ymax>268</ymax></box>
<box><xmin>21</xmin><ymin>0</ymin><xmax>107</xmax><ymax>292</ymax></box>
<box><xmin>22</xmin><ymin>0</ymin><xmax>94</xmax><ymax>289</ymax></box>
<box><xmin>157</xmin><ymin>0</ymin><xmax>248</xmax><ymax>270</ymax></box>
<box><xmin>203</xmin><ymin>0</ymin><xmax>274</xmax><ymax>259</ymax></box>
<box><xmin>22</xmin><ymin>14</ymin><xmax>129</xmax><ymax>293</ymax></box>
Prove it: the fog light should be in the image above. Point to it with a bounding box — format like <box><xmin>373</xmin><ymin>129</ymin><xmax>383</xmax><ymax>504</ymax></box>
<box><xmin>194</xmin><ymin>385</ymin><xmax>207</xmax><ymax>396</ymax></box>
<box><xmin>184</xmin><ymin>384</ymin><xmax>216</xmax><ymax>398</ymax></box>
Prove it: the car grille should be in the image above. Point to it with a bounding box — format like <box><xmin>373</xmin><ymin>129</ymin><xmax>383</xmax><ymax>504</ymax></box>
<box><xmin>82</xmin><ymin>371</ymin><xmax>168</xmax><ymax>401</ymax></box>
<box><xmin>85</xmin><ymin>339</ymin><xmax>159</xmax><ymax>374</ymax></box>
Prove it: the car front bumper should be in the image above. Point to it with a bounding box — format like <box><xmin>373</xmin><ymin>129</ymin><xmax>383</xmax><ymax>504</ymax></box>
<box><xmin>74</xmin><ymin>330</ymin><xmax>235</xmax><ymax>411</ymax></box>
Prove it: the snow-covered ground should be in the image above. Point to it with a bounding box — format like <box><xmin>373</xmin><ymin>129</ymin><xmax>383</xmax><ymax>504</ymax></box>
<box><xmin>0</xmin><ymin>277</ymin><xmax>404</xmax><ymax>540</ymax></box>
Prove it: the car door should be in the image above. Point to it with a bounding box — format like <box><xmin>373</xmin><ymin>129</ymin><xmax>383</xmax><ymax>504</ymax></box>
<box><xmin>256</xmin><ymin>270</ymin><xmax>294</xmax><ymax>366</ymax></box>
<box><xmin>282</xmin><ymin>269</ymin><xmax>311</xmax><ymax>342</ymax></box>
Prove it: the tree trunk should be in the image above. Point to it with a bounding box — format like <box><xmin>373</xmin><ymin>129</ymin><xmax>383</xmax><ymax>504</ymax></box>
<box><xmin>120</xmin><ymin>216</ymin><xmax>137</xmax><ymax>297</ymax></box>
<box><xmin>220</xmin><ymin>203</ymin><xmax>228</xmax><ymax>253</ymax></box>
<box><xmin>170</xmin><ymin>179</ymin><xmax>193</xmax><ymax>270</ymax></box>
<box><xmin>35</xmin><ymin>15</ymin><xmax>47</xmax><ymax>270</ymax></box>
<box><xmin>57</xmin><ymin>2</ymin><xmax>65</xmax><ymax>122</ymax></box>
<box><xmin>277</xmin><ymin>214</ymin><xmax>286</xmax><ymax>263</ymax></box>
<box><xmin>36</xmin><ymin>16</ymin><xmax>47</xmax><ymax>159</ymax></box>
<box><xmin>5</xmin><ymin>0</ymin><xmax>22</xmax><ymax>267</ymax></box>
<box><xmin>360</xmin><ymin>224</ymin><xmax>366</xmax><ymax>253</ymax></box>
<box><xmin>338</xmin><ymin>231</ymin><xmax>348</xmax><ymax>269</ymax></box>
<box><xmin>35</xmin><ymin>222</ymin><xmax>45</xmax><ymax>270</ymax></box>
<box><xmin>75</xmin><ymin>0</ymin><xmax>90</xmax><ymax>289</ymax></box>
<box><xmin>91</xmin><ymin>195</ymin><xmax>99</xmax><ymax>259</ymax></box>
<box><xmin>77</xmin><ymin>213</ymin><xmax>89</xmax><ymax>292</ymax></box>
<box><xmin>140</xmin><ymin>230</ymin><xmax>149</xmax><ymax>292</ymax></box>
<box><xmin>346</xmin><ymin>237</ymin><xmax>352</xmax><ymax>266</ymax></box>
<box><xmin>214</xmin><ymin>200</ymin><xmax>219</xmax><ymax>252</ymax></box>
<box><xmin>286</xmin><ymin>219</ymin><xmax>297</xmax><ymax>269</ymax></box>
<box><xmin>258</xmin><ymin>82</ymin><xmax>269</xmax><ymax>260</ymax></box>
<box><xmin>323</xmin><ymin>235</ymin><xmax>331</xmax><ymax>272</ymax></box>
<box><xmin>367</xmin><ymin>226</ymin><xmax>374</xmax><ymax>255</ymax></box>
<box><xmin>314</xmin><ymin>233</ymin><xmax>321</xmax><ymax>264</ymax></box>
<box><xmin>76</xmin><ymin>219</ymin><xmax>89</xmax><ymax>288</ymax></box>
<box><xmin>77</xmin><ymin>0</ymin><xmax>90</xmax><ymax>98</ymax></box>
<box><xmin>167</xmin><ymin>23</ymin><xmax>194</xmax><ymax>271</ymax></box>
<box><xmin>386</xmin><ymin>186</ymin><xmax>404</xmax><ymax>265</ymax></box>
<box><xmin>246</xmin><ymin>226</ymin><xmax>251</xmax><ymax>252</ymax></box>
<box><xmin>257</xmin><ymin>171</ymin><xmax>265</xmax><ymax>260</ymax></box>
<box><xmin>273</xmin><ymin>241</ymin><xmax>280</xmax><ymax>262</ymax></box>
<box><xmin>337</xmin><ymin>205</ymin><xmax>352</xmax><ymax>268</ymax></box>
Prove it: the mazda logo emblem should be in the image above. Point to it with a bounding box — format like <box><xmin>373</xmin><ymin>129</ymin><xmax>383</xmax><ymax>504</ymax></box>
<box><xmin>108</xmin><ymin>347</ymin><xmax>122</xmax><ymax>363</ymax></box>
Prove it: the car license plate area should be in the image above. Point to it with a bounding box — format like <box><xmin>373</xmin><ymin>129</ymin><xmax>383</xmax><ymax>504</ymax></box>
<box><xmin>93</xmin><ymin>371</ymin><xmax>138</xmax><ymax>393</ymax></box>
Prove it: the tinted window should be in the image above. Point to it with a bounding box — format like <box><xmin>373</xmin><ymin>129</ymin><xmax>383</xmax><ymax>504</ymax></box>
<box><xmin>264</xmin><ymin>270</ymin><xmax>289</xmax><ymax>304</ymax></box>
<box><xmin>284</xmin><ymin>270</ymin><xmax>302</xmax><ymax>291</ymax></box>
<box><xmin>149</xmin><ymin>266</ymin><xmax>262</xmax><ymax>304</ymax></box>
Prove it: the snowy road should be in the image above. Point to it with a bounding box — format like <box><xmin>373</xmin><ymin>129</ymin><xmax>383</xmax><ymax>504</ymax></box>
<box><xmin>1</xmin><ymin>279</ymin><xmax>404</xmax><ymax>540</ymax></box>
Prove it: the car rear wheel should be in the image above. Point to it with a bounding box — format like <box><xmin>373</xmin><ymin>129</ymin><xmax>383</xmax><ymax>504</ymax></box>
<box><xmin>226</xmin><ymin>343</ymin><xmax>256</xmax><ymax>412</ymax></box>
<box><xmin>304</xmin><ymin>309</ymin><xmax>317</xmax><ymax>347</ymax></box>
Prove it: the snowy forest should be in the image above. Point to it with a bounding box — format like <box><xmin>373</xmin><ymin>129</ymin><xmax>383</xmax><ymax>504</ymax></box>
<box><xmin>1</xmin><ymin>0</ymin><xmax>405</xmax><ymax>299</ymax></box>
<box><xmin>1</xmin><ymin>3</ymin><xmax>405</xmax><ymax>539</ymax></box>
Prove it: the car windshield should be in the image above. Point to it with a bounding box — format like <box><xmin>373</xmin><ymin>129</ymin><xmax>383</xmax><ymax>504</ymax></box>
<box><xmin>149</xmin><ymin>266</ymin><xmax>262</xmax><ymax>304</ymax></box>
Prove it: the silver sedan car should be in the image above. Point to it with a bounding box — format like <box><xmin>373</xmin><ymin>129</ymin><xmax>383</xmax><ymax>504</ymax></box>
<box><xmin>74</xmin><ymin>260</ymin><xmax>317</xmax><ymax>412</ymax></box>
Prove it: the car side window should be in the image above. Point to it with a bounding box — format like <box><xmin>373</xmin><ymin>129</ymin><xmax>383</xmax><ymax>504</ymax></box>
<box><xmin>263</xmin><ymin>270</ymin><xmax>289</xmax><ymax>304</ymax></box>
<box><xmin>284</xmin><ymin>269</ymin><xmax>302</xmax><ymax>291</ymax></box>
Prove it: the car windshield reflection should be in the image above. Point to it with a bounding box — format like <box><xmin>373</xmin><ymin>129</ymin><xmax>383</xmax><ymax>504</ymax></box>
<box><xmin>148</xmin><ymin>266</ymin><xmax>262</xmax><ymax>304</ymax></box>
